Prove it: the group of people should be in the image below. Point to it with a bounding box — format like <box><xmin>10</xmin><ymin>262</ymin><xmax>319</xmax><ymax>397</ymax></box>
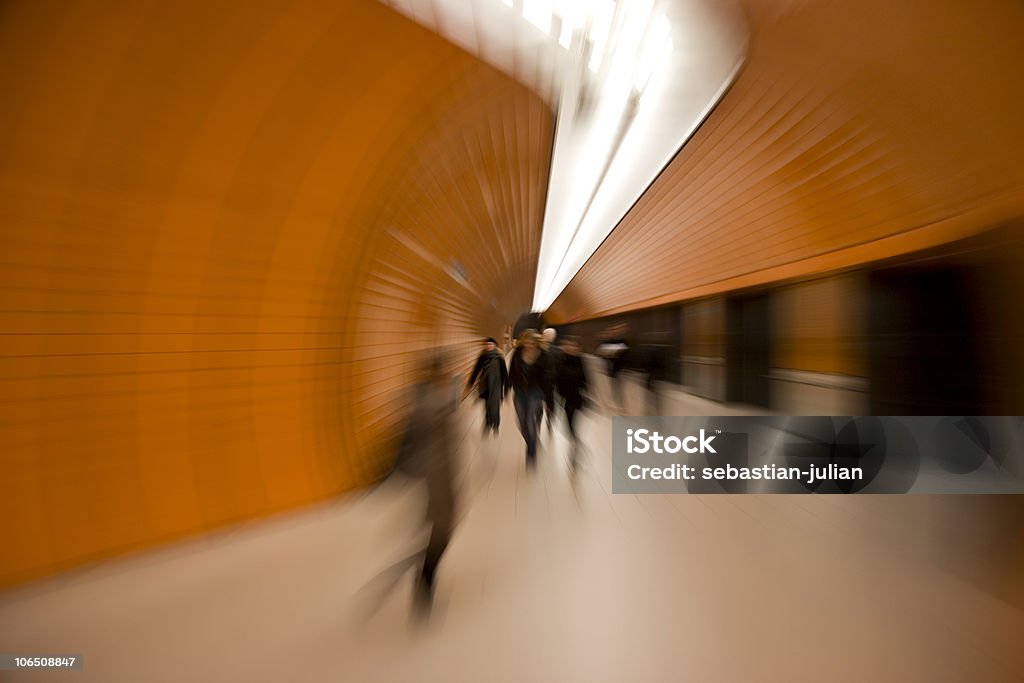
<box><xmin>386</xmin><ymin>322</ymin><xmax>674</xmax><ymax>619</ymax></box>
<box><xmin>386</xmin><ymin>327</ymin><xmax>591</xmax><ymax>619</ymax></box>
<box><xmin>466</xmin><ymin>327</ymin><xmax>590</xmax><ymax>472</ymax></box>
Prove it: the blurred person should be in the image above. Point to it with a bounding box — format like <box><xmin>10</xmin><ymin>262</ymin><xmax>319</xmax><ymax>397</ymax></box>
<box><xmin>508</xmin><ymin>329</ymin><xmax>548</xmax><ymax>470</ymax></box>
<box><xmin>392</xmin><ymin>350</ymin><xmax>458</xmax><ymax>617</ymax></box>
<box><xmin>596</xmin><ymin>321</ymin><xmax>631</xmax><ymax>412</ymax></box>
<box><xmin>465</xmin><ymin>337</ymin><xmax>508</xmax><ymax>435</ymax></box>
<box><xmin>556</xmin><ymin>335</ymin><xmax>590</xmax><ymax>472</ymax></box>
<box><xmin>629</xmin><ymin>335</ymin><xmax>672</xmax><ymax>415</ymax></box>
<box><xmin>595</xmin><ymin>323</ymin><xmax>670</xmax><ymax>414</ymax></box>
<box><xmin>540</xmin><ymin>327</ymin><xmax>563</xmax><ymax>432</ymax></box>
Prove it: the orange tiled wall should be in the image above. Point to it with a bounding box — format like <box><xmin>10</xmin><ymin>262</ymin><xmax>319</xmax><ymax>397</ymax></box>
<box><xmin>771</xmin><ymin>274</ymin><xmax>868</xmax><ymax>377</ymax></box>
<box><xmin>0</xmin><ymin>1</ymin><xmax>552</xmax><ymax>588</ymax></box>
<box><xmin>682</xmin><ymin>298</ymin><xmax>725</xmax><ymax>361</ymax></box>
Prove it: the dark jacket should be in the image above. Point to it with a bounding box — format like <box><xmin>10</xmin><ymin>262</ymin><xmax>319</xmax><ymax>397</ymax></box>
<box><xmin>507</xmin><ymin>347</ymin><xmax>549</xmax><ymax>395</ymax></box>
<box><xmin>467</xmin><ymin>349</ymin><xmax>508</xmax><ymax>400</ymax></box>
<box><xmin>393</xmin><ymin>380</ymin><xmax>456</xmax><ymax>525</ymax></box>
<box><xmin>544</xmin><ymin>345</ymin><xmax>564</xmax><ymax>391</ymax></box>
<box><xmin>556</xmin><ymin>353</ymin><xmax>589</xmax><ymax>409</ymax></box>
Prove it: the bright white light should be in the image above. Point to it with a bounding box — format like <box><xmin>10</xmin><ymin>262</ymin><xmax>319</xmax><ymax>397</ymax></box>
<box><xmin>587</xmin><ymin>0</ymin><xmax>615</xmax><ymax>72</ymax></box>
<box><xmin>558</xmin><ymin>23</ymin><xmax>572</xmax><ymax>48</ymax></box>
<box><xmin>634</xmin><ymin>13</ymin><xmax>671</xmax><ymax>91</ymax></box>
<box><xmin>556</xmin><ymin>0</ymin><xmax>575</xmax><ymax>48</ymax></box>
<box><xmin>653</xmin><ymin>13</ymin><xmax>670</xmax><ymax>41</ymax></box>
<box><xmin>523</xmin><ymin>0</ymin><xmax>553</xmax><ymax>34</ymax></box>
<box><xmin>607</xmin><ymin>0</ymin><xmax>651</xmax><ymax>56</ymax></box>
<box><xmin>532</xmin><ymin>0</ymin><xmax>747</xmax><ymax>311</ymax></box>
<box><xmin>374</xmin><ymin>0</ymin><xmax>748</xmax><ymax>316</ymax></box>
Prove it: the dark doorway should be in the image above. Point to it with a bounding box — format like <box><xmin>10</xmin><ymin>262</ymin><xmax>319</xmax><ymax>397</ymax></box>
<box><xmin>726</xmin><ymin>292</ymin><xmax>771</xmax><ymax>407</ymax></box>
<box><xmin>868</xmin><ymin>266</ymin><xmax>980</xmax><ymax>414</ymax></box>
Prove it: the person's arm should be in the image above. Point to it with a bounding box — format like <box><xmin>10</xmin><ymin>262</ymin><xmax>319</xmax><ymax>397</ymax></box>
<box><xmin>500</xmin><ymin>354</ymin><xmax>509</xmax><ymax>397</ymax></box>
<box><xmin>506</xmin><ymin>351</ymin><xmax>518</xmax><ymax>393</ymax></box>
<box><xmin>467</xmin><ymin>354</ymin><xmax>484</xmax><ymax>391</ymax></box>
<box><xmin>578</xmin><ymin>357</ymin><xmax>594</xmax><ymax>409</ymax></box>
<box><xmin>554</xmin><ymin>353</ymin><xmax>569</xmax><ymax>399</ymax></box>
<box><xmin>546</xmin><ymin>349</ymin><xmax>559</xmax><ymax>384</ymax></box>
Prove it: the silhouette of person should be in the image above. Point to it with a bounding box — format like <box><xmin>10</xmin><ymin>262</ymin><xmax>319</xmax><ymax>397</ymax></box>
<box><xmin>393</xmin><ymin>351</ymin><xmax>457</xmax><ymax>616</ymax></box>
<box><xmin>540</xmin><ymin>327</ymin><xmax>563</xmax><ymax>432</ymax></box>
<box><xmin>507</xmin><ymin>329</ymin><xmax>548</xmax><ymax>470</ymax></box>
<box><xmin>466</xmin><ymin>337</ymin><xmax>508</xmax><ymax>435</ymax></box>
<box><xmin>556</xmin><ymin>335</ymin><xmax>590</xmax><ymax>472</ymax></box>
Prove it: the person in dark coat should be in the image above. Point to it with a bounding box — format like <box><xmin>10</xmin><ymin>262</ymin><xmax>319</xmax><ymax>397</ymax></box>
<box><xmin>466</xmin><ymin>337</ymin><xmax>508</xmax><ymax>435</ymax></box>
<box><xmin>540</xmin><ymin>328</ymin><xmax>564</xmax><ymax>432</ymax></box>
<box><xmin>596</xmin><ymin>321</ymin><xmax>630</xmax><ymax>412</ymax></box>
<box><xmin>393</xmin><ymin>351</ymin><xmax>457</xmax><ymax>616</ymax></box>
<box><xmin>556</xmin><ymin>336</ymin><xmax>589</xmax><ymax>472</ymax></box>
<box><xmin>507</xmin><ymin>329</ymin><xmax>548</xmax><ymax>470</ymax></box>
<box><xmin>627</xmin><ymin>341</ymin><xmax>671</xmax><ymax>415</ymax></box>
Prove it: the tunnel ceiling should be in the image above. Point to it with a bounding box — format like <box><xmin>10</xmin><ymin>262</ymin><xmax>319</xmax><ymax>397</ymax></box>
<box><xmin>545</xmin><ymin>0</ymin><xmax>1024</xmax><ymax>322</ymax></box>
<box><xmin>380</xmin><ymin>0</ymin><xmax>751</xmax><ymax>312</ymax></box>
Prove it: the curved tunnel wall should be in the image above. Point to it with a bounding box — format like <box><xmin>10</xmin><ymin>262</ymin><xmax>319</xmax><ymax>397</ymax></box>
<box><xmin>0</xmin><ymin>0</ymin><xmax>552</xmax><ymax>587</ymax></box>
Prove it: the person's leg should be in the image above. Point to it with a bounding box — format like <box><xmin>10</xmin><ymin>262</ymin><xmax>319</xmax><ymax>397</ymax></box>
<box><xmin>535</xmin><ymin>390</ymin><xmax>546</xmax><ymax>431</ymax></box>
<box><xmin>415</xmin><ymin>519</ymin><xmax>450</xmax><ymax>617</ymax></box>
<box><xmin>420</xmin><ymin>521</ymin><xmax>449</xmax><ymax>588</ymax></box>
<box><xmin>514</xmin><ymin>391</ymin><xmax>531</xmax><ymax>459</ymax></box>
<box><xmin>524</xmin><ymin>393</ymin><xmax>539</xmax><ymax>467</ymax></box>
<box><xmin>544</xmin><ymin>390</ymin><xmax>555</xmax><ymax>432</ymax></box>
<box><xmin>565</xmin><ymin>403</ymin><xmax>579</xmax><ymax>470</ymax></box>
<box><xmin>416</xmin><ymin>485</ymin><xmax>453</xmax><ymax>612</ymax></box>
<box><xmin>646</xmin><ymin>373</ymin><xmax>660</xmax><ymax>415</ymax></box>
<box><xmin>495</xmin><ymin>389</ymin><xmax>504</xmax><ymax>432</ymax></box>
<box><xmin>610</xmin><ymin>360</ymin><xmax>624</xmax><ymax>413</ymax></box>
<box><xmin>482</xmin><ymin>399</ymin><xmax>492</xmax><ymax>435</ymax></box>
<box><xmin>484</xmin><ymin>396</ymin><xmax>497</xmax><ymax>434</ymax></box>
<box><xmin>514</xmin><ymin>391</ymin><xmax>525</xmax><ymax>431</ymax></box>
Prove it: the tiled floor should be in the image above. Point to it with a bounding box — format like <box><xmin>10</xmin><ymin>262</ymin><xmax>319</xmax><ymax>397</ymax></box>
<box><xmin>2</xmin><ymin>371</ymin><xmax>1023</xmax><ymax>682</ymax></box>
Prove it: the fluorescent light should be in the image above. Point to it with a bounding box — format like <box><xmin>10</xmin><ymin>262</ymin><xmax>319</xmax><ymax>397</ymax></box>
<box><xmin>532</xmin><ymin>1</ymin><xmax>747</xmax><ymax>311</ymax></box>
<box><xmin>523</xmin><ymin>0</ymin><xmax>552</xmax><ymax>34</ymax></box>
<box><xmin>376</xmin><ymin>0</ymin><xmax>748</xmax><ymax>316</ymax></box>
<box><xmin>607</xmin><ymin>0</ymin><xmax>651</xmax><ymax>56</ymax></box>
<box><xmin>587</xmin><ymin>0</ymin><xmax>615</xmax><ymax>72</ymax></box>
<box><xmin>556</xmin><ymin>1</ymin><xmax>575</xmax><ymax>47</ymax></box>
<box><xmin>634</xmin><ymin>13</ymin><xmax>671</xmax><ymax>91</ymax></box>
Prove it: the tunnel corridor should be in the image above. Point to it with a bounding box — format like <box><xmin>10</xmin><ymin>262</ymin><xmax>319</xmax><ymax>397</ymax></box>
<box><xmin>2</xmin><ymin>0</ymin><xmax>1024</xmax><ymax>680</ymax></box>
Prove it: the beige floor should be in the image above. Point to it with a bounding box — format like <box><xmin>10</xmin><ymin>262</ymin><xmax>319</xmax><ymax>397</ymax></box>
<box><xmin>2</xmin><ymin>373</ymin><xmax>1023</xmax><ymax>682</ymax></box>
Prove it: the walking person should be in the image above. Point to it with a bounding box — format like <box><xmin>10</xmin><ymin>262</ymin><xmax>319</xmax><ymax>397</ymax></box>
<box><xmin>540</xmin><ymin>327</ymin><xmax>564</xmax><ymax>433</ymax></box>
<box><xmin>556</xmin><ymin>336</ymin><xmax>590</xmax><ymax>473</ymax></box>
<box><xmin>596</xmin><ymin>321</ymin><xmax>630</xmax><ymax>413</ymax></box>
<box><xmin>392</xmin><ymin>351</ymin><xmax>458</xmax><ymax>617</ymax></box>
<box><xmin>465</xmin><ymin>337</ymin><xmax>508</xmax><ymax>435</ymax></box>
<box><xmin>508</xmin><ymin>329</ymin><xmax>548</xmax><ymax>470</ymax></box>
